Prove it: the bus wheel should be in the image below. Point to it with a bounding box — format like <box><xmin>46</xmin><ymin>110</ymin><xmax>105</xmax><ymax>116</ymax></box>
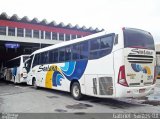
<box><xmin>14</xmin><ymin>76</ymin><xmax>17</xmax><ymax>84</ymax></box>
<box><xmin>71</xmin><ymin>82</ymin><xmax>82</xmax><ymax>100</ymax></box>
<box><xmin>33</xmin><ymin>79</ymin><xmax>38</xmax><ymax>89</ymax></box>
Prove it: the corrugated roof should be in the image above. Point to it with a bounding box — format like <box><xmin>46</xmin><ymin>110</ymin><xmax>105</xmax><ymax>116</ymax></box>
<box><xmin>0</xmin><ymin>12</ymin><xmax>104</xmax><ymax>33</ymax></box>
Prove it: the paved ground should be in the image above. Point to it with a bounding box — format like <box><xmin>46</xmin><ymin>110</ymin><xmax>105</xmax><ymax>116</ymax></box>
<box><xmin>0</xmin><ymin>79</ymin><xmax>160</xmax><ymax>115</ymax></box>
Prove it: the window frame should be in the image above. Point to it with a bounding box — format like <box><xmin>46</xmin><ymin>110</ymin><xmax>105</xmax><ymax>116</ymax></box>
<box><xmin>0</xmin><ymin>26</ymin><xmax>6</xmax><ymax>35</ymax></box>
<box><xmin>25</xmin><ymin>29</ymin><xmax>32</xmax><ymax>38</ymax></box>
<box><xmin>8</xmin><ymin>27</ymin><xmax>15</xmax><ymax>36</ymax></box>
<box><xmin>17</xmin><ymin>28</ymin><xmax>24</xmax><ymax>37</ymax></box>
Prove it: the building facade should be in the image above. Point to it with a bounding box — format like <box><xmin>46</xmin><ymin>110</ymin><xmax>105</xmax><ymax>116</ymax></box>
<box><xmin>0</xmin><ymin>12</ymin><xmax>103</xmax><ymax>63</ymax></box>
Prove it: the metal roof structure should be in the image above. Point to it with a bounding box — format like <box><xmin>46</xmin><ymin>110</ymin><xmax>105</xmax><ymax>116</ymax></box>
<box><xmin>0</xmin><ymin>12</ymin><xmax>104</xmax><ymax>33</ymax></box>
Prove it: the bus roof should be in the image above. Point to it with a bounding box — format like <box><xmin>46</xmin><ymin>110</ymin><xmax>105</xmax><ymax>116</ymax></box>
<box><xmin>8</xmin><ymin>55</ymin><xmax>30</xmax><ymax>61</ymax></box>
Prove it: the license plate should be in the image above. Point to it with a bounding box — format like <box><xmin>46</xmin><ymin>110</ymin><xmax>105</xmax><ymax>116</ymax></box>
<box><xmin>139</xmin><ymin>88</ymin><xmax>145</xmax><ymax>93</ymax></box>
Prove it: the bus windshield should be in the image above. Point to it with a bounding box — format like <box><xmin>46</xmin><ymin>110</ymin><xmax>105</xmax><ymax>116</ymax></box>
<box><xmin>123</xmin><ymin>28</ymin><xmax>155</xmax><ymax>50</ymax></box>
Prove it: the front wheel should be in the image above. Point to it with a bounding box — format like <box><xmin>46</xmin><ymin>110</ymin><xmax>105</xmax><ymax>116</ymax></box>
<box><xmin>71</xmin><ymin>82</ymin><xmax>83</xmax><ymax>100</ymax></box>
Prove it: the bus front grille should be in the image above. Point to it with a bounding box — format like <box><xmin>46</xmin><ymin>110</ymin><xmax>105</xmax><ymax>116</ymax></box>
<box><xmin>99</xmin><ymin>77</ymin><xmax>113</xmax><ymax>95</ymax></box>
<box><xmin>127</xmin><ymin>55</ymin><xmax>153</xmax><ymax>64</ymax></box>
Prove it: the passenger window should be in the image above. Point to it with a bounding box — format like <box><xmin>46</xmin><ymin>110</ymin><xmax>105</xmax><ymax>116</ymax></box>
<box><xmin>65</xmin><ymin>46</ymin><xmax>72</xmax><ymax>61</ymax></box>
<box><xmin>72</xmin><ymin>44</ymin><xmax>80</xmax><ymax>60</ymax></box>
<box><xmin>53</xmin><ymin>49</ymin><xmax>58</xmax><ymax>63</ymax></box>
<box><xmin>100</xmin><ymin>37</ymin><xmax>111</xmax><ymax>49</ymax></box>
<box><xmin>49</xmin><ymin>50</ymin><xmax>54</xmax><ymax>63</ymax></box>
<box><xmin>80</xmin><ymin>41</ymin><xmax>88</xmax><ymax>59</ymax></box>
<box><xmin>90</xmin><ymin>51</ymin><xmax>99</xmax><ymax>59</ymax></box>
<box><xmin>59</xmin><ymin>48</ymin><xmax>65</xmax><ymax>62</ymax></box>
<box><xmin>40</xmin><ymin>52</ymin><xmax>49</xmax><ymax>64</ymax></box>
<box><xmin>90</xmin><ymin>38</ymin><xmax>100</xmax><ymax>50</ymax></box>
<box><xmin>89</xmin><ymin>34</ymin><xmax>114</xmax><ymax>59</ymax></box>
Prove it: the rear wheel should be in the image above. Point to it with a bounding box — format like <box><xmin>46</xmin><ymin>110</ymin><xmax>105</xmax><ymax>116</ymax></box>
<box><xmin>13</xmin><ymin>76</ymin><xmax>17</xmax><ymax>84</ymax></box>
<box><xmin>33</xmin><ymin>78</ymin><xmax>38</xmax><ymax>89</ymax></box>
<box><xmin>71</xmin><ymin>82</ymin><xmax>83</xmax><ymax>100</ymax></box>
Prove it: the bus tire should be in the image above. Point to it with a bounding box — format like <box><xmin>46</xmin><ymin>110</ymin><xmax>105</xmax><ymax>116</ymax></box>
<box><xmin>13</xmin><ymin>76</ymin><xmax>17</xmax><ymax>84</ymax></box>
<box><xmin>33</xmin><ymin>78</ymin><xmax>38</xmax><ymax>89</ymax></box>
<box><xmin>71</xmin><ymin>82</ymin><xmax>83</xmax><ymax>100</ymax></box>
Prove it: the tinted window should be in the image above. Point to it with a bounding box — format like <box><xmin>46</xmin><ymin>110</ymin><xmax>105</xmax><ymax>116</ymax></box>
<box><xmin>40</xmin><ymin>52</ymin><xmax>49</xmax><ymax>64</ymax></box>
<box><xmin>54</xmin><ymin>49</ymin><xmax>59</xmax><ymax>63</ymax></box>
<box><xmin>49</xmin><ymin>50</ymin><xmax>54</xmax><ymax>63</ymax></box>
<box><xmin>80</xmin><ymin>41</ymin><xmax>89</xmax><ymax>59</ymax></box>
<box><xmin>72</xmin><ymin>44</ymin><xmax>80</xmax><ymax>60</ymax></box>
<box><xmin>89</xmin><ymin>34</ymin><xmax>114</xmax><ymax>59</ymax></box>
<box><xmin>100</xmin><ymin>37</ymin><xmax>112</xmax><ymax>49</ymax></box>
<box><xmin>7</xmin><ymin>58</ymin><xmax>20</xmax><ymax>68</ymax></box>
<box><xmin>90</xmin><ymin>51</ymin><xmax>99</xmax><ymax>59</ymax></box>
<box><xmin>124</xmin><ymin>28</ymin><xmax>155</xmax><ymax>50</ymax></box>
<box><xmin>59</xmin><ymin>48</ymin><xmax>65</xmax><ymax>62</ymax></box>
<box><xmin>90</xmin><ymin>38</ymin><xmax>100</xmax><ymax>50</ymax></box>
<box><xmin>65</xmin><ymin>46</ymin><xmax>72</xmax><ymax>61</ymax></box>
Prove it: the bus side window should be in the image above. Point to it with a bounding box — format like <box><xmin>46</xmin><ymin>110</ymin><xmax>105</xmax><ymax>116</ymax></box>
<box><xmin>89</xmin><ymin>34</ymin><xmax>114</xmax><ymax>59</ymax></box>
<box><xmin>65</xmin><ymin>46</ymin><xmax>72</xmax><ymax>61</ymax></box>
<box><xmin>40</xmin><ymin>52</ymin><xmax>49</xmax><ymax>64</ymax></box>
<box><xmin>90</xmin><ymin>38</ymin><xmax>100</xmax><ymax>59</ymax></box>
<box><xmin>59</xmin><ymin>47</ymin><xmax>65</xmax><ymax>62</ymax></box>
<box><xmin>80</xmin><ymin>41</ymin><xmax>89</xmax><ymax>59</ymax></box>
<box><xmin>54</xmin><ymin>49</ymin><xmax>59</xmax><ymax>63</ymax></box>
<box><xmin>90</xmin><ymin>38</ymin><xmax>100</xmax><ymax>50</ymax></box>
<box><xmin>49</xmin><ymin>50</ymin><xmax>54</xmax><ymax>63</ymax></box>
<box><xmin>72</xmin><ymin>44</ymin><xmax>80</xmax><ymax>60</ymax></box>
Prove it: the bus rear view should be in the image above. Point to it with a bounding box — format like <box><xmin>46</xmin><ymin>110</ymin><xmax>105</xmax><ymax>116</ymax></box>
<box><xmin>116</xmin><ymin>28</ymin><xmax>156</xmax><ymax>98</ymax></box>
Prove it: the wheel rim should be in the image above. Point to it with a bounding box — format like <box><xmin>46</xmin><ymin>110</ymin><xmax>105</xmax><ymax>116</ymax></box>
<box><xmin>73</xmin><ymin>85</ymin><xmax>80</xmax><ymax>98</ymax></box>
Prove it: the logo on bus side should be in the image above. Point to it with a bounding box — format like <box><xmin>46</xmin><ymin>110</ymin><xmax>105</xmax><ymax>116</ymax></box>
<box><xmin>37</xmin><ymin>60</ymin><xmax>88</xmax><ymax>88</ymax></box>
<box><xmin>130</xmin><ymin>48</ymin><xmax>153</xmax><ymax>55</ymax></box>
<box><xmin>38</xmin><ymin>65</ymin><xmax>58</xmax><ymax>72</ymax></box>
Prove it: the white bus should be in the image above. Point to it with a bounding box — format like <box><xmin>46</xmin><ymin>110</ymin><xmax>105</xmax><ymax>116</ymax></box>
<box><xmin>4</xmin><ymin>55</ymin><xmax>29</xmax><ymax>83</ymax></box>
<box><xmin>26</xmin><ymin>27</ymin><xmax>156</xmax><ymax>100</ymax></box>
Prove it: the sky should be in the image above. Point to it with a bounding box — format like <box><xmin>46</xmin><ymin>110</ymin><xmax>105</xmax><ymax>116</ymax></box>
<box><xmin>0</xmin><ymin>0</ymin><xmax>160</xmax><ymax>43</ymax></box>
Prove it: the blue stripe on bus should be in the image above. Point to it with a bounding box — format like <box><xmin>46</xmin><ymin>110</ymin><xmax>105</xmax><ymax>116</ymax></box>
<box><xmin>51</xmin><ymin>60</ymin><xmax>88</xmax><ymax>87</ymax></box>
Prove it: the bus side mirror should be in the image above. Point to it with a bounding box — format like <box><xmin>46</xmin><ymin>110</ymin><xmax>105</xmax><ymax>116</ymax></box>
<box><xmin>114</xmin><ymin>34</ymin><xmax>118</xmax><ymax>45</ymax></box>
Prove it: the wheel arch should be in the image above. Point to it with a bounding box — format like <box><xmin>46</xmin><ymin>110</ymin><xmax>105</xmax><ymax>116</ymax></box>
<box><xmin>32</xmin><ymin>77</ymin><xmax>36</xmax><ymax>85</ymax></box>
